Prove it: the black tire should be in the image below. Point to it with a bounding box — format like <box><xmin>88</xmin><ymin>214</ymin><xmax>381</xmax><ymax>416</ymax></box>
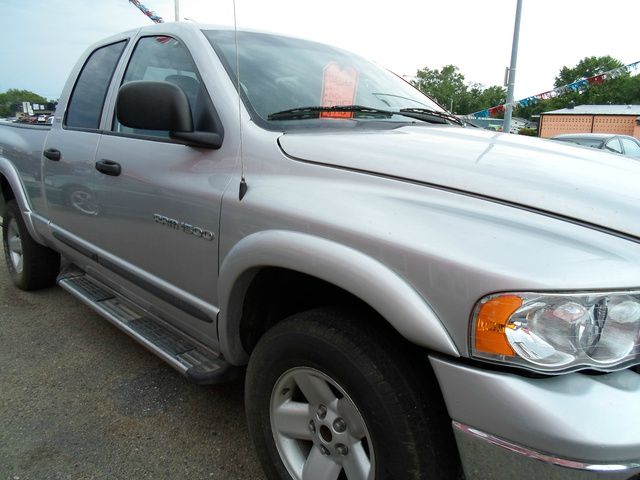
<box><xmin>2</xmin><ymin>199</ymin><xmax>60</xmax><ymax>290</ymax></box>
<box><xmin>245</xmin><ymin>307</ymin><xmax>462</xmax><ymax>480</ymax></box>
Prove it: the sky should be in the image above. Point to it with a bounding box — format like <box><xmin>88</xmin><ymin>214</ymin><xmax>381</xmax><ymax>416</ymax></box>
<box><xmin>1</xmin><ymin>0</ymin><xmax>639</xmax><ymax>104</ymax></box>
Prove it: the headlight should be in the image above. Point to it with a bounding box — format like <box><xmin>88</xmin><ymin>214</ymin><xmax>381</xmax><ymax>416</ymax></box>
<box><xmin>471</xmin><ymin>291</ymin><xmax>640</xmax><ymax>373</ymax></box>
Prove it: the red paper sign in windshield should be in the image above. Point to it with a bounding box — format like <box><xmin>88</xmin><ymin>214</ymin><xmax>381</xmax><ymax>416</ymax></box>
<box><xmin>320</xmin><ymin>62</ymin><xmax>359</xmax><ymax>118</ymax></box>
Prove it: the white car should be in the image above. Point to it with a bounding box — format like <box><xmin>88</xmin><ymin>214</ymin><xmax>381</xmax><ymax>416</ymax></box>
<box><xmin>551</xmin><ymin>133</ymin><xmax>640</xmax><ymax>159</ymax></box>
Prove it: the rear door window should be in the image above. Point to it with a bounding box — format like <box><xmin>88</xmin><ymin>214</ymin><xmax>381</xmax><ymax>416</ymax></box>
<box><xmin>620</xmin><ymin>138</ymin><xmax>640</xmax><ymax>159</ymax></box>
<box><xmin>604</xmin><ymin>138</ymin><xmax>623</xmax><ymax>154</ymax></box>
<box><xmin>65</xmin><ymin>41</ymin><xmax>127</xmax><ymax>130</ymax></box>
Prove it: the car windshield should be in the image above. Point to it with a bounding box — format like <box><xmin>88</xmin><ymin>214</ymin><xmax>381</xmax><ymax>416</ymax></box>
<box><xmin>555</xmin><ymin>137</ymin><xmax>604</xmax><ymax>148</ymax></box>
<box><xmin>204</xmin><ymin>30</ymin><xmax>444</xmax><ymax>128</ymax></box>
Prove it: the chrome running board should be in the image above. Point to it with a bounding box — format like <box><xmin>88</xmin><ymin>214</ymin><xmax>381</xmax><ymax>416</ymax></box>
<box><xmin>57</xmin><ymin>268</ymin><xmax>237</xmax><ymax>384</ymax></box>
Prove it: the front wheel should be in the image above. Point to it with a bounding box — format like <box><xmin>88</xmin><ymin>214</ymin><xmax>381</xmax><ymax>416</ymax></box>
<box><xmin>245</xmin><ymin>308</ymin><xmax>461</xmax><ymax>480</ymax></box>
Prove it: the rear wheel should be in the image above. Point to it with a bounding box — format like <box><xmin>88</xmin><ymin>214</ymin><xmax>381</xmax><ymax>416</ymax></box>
<box><xmin>245</xmin><ymin>307</ymin><xmax>461</xmax><ymax>480</ymax></box>
<box><xmin>2</xmin><ymin>199</ymin><xmax>60</xmax><ymax>290</ymax></box>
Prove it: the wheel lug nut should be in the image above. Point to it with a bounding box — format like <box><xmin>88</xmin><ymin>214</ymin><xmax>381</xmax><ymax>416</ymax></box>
<box><xmin>309</xmin><ymin>420</ymin><xmax>316</xmax><ymax>433</ymax></box>
<box><xmin>320</xmin><ymin>445</ymin><xmax>330</xmax><ymax>456</ymax></box>
<box><xmin>317</xmin><ymin>405</ymin><xmax>327</xmax><ymax>420</ymax></box>
<box><xmin>333</xmin><ymin>417</ymin><xmax>346</xmax><ymax>433</ymax></box>
<box><xmin>336</xmin><ymin>443</ymin><xmax>348</xmax><ymax>456</ymax></box>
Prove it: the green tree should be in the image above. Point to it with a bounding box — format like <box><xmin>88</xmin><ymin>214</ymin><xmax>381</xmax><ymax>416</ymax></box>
<box><xmin>413</xmin><ymin>65</ymin><xmax>466</xmax><ymax>112</ymax></box>
<box><xmin>514</xmin><ymin>99</ymin><xmax>552</xmax><ymax>121</ymax></box>
<box><xmin>456</xmin><ymin>84</ymin><xmax>506</xmax><ymax>116</ymax></box>
<box><xmin>554</xmin><ymin>55</ymin><xmax>623</xmax><ymax>87</ymax></box>
<box><xmin>616</xmin><ymin>74</ymin><xmax>640</xmax><ymax>102</ymax></box>
<box><xmin>518</xmin><ymin>56</ymin><xmax>640</xmax><ymax>120</ymax></box>
<box><xmin>413</xmin><ymin>56</ymin><xmax>639</xmax><ymax>120</ymax></box>
<box><xmin>551</xmin><ymin>55</ymin><xmax>640</xmax><ymax>110</ymax></box>
<box><xmin>478</xmin><ymin>85</ymin><xmax>507</xmax><ymax>111</ymax></box>
<box><xmin>0</xmin><ymin>89</ymin><xmax>49</xmax><ymax>117</ymax></box>
<box><xmin>413</xmin><ymin>66</ymin><xmax>506</xmax><ymax>115</ymax></box>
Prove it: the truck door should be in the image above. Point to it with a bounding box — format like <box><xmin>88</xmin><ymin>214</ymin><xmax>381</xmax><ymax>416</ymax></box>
<box><xmin>90</xmin><ymin>34</ymin><xmax>234</xmax><ymax>320</ymax></box>
<box><xmin>43</xmin><ymin>40</ymin><xmax>128</xmax><ymax>235</ymax></box>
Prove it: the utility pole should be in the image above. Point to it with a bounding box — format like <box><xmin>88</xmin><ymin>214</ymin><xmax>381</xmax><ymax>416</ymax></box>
<box><xmin>503</xmin><ymin>0</ymin><xmax>523</xmax><ymax>134</ymax></box>
<box><xmin>174</xmin><ymin>0</ymin><xmax>180</xmax><ymax>21</ymax></box>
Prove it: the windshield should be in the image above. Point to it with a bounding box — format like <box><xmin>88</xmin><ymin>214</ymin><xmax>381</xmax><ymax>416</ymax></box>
<box><xmin>204</xmin><ymin>30</ymin><xmax>444</xmax><ymax>127</ymax></box>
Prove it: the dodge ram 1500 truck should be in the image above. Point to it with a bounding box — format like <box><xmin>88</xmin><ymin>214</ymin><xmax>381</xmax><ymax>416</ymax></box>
<box><xmin>1</xmin><ymin>22</ymin><xmax>640</xmax><ymax>480</ymax></box>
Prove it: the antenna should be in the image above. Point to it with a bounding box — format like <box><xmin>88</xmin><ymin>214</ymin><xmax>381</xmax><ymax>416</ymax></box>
<box><xmin>233</xmin><ymin>0</ymin><xmax>247</xmax><ymax>200</ymax></box>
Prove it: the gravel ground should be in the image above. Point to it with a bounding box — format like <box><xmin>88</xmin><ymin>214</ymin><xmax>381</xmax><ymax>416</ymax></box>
<box><xmin>0</xmin><ymin>257</ymin><xmax>263</xmax><ymax>479</ymax></box>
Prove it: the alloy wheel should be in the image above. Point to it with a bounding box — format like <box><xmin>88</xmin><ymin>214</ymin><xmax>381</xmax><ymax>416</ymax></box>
<box><xmin>270</xmin><ymin>367</ymin><xmax>375</xmax><ymax>480</ymax></box>
<box><xmin>7</xmin><ymin>217</ymin><xmax>24</xmax><ymax>274</ymax></box>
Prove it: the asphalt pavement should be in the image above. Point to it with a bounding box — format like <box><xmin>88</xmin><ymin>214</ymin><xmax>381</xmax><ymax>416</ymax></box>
<box><xmin>0</xmin><ymin>257</ymin><xmax>263</xmax><ymax>479</ymax></box>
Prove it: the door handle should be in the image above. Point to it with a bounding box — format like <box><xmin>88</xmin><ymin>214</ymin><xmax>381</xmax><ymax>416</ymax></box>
<box><xmin>95</xmin><ymin>159</ymin><xmax>121</xmax><ymax>176</ymax></box>
<box><xmin>43</xmin><ymin>148</ymin><xmax>61</xmax><ymax>161</ymax></box>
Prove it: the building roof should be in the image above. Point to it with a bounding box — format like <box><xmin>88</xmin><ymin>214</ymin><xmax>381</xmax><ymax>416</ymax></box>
<box><xmin>543</xmin><ymin>105</ymin><xmax>640</xmax><ymax>115</ymax></box>
<box><xmin>553</xmin><ymin>133</ymin><xmax>617</xmax><ymax>139</ymax></box>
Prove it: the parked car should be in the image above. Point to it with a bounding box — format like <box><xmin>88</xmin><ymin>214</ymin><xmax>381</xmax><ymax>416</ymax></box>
<box><xmin>1</xmin><ymin>22</ymin><xmax>640</xmax><ymax>480</ymax></box>
<box><xmin>551</xmin><ymin>133</ymin><xmax>640</xmax><ymax>158</ymax></box>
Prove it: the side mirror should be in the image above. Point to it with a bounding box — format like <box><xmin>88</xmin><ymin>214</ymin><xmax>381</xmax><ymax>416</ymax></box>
<box><xmin>116</xmin><ymin>81</ymin><xmax>222</xmax><ymax>149</ymax></box>
<box><xmin>117</xmin><ymin>80</ymin><xmax>193</xmax><ymax>132</ymax></box>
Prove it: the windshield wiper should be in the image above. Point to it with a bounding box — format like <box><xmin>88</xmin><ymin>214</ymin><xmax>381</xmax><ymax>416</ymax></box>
<box><xmin>267</xmin><ymin>104</ymin><xmax>464</xmax><ymax>126</ymax></box>
<box><xmin>398</xmin><ymin>108</ymin><xmax>464</xmax><ymax>126</ymax></box>
<box><xmin>267</xmin><ymin>105</ymin><xmax>394</xmax><ymax>121</ymax></box>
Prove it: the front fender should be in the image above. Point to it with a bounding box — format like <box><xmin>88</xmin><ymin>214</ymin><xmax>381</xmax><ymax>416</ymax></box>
<box><xmin>218</xmin><ymin>230</ymin><xmax>459</xmax><ymax>364</ymax></box>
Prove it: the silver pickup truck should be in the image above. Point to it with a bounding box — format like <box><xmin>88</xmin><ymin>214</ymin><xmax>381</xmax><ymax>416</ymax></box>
<box><xmin>2</xmin><ymin>22</ymin><xmax>640</xmax><ymax>480</ymax></box>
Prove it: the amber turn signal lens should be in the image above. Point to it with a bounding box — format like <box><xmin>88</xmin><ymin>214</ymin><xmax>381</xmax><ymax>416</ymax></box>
<box><xmin>474</xmin><ymin>295</ymin><xmax>523</xmax><ymax>356</ymax></box>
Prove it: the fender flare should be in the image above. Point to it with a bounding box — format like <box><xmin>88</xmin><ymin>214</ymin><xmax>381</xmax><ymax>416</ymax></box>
<box><xmin>0</xmin><ymin>156</ymin><xmax>44</xmax><ymax>243</ymax></box>
<box><xmin>218</xmin><ymin>230</ymin><xmax>459</xmax><ymax>365</ymax></box>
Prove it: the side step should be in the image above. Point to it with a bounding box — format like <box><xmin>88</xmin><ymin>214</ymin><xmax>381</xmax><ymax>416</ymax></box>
<box><xmin>57</xmin><ymin>269</ymin><xmax>238</xmax><ymax>385</ymax></box>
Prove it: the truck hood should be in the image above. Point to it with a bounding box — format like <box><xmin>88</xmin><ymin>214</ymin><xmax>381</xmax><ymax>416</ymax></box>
<box><xmin>278</xmin><ymin>126</ymin><xmax>640</xmax><ymax>240</ymax></box>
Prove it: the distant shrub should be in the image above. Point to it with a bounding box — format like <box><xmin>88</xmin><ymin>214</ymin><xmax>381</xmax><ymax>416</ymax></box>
<box><xmin>518</xmin><ymin>127</ymin><xmax>537</xmax><ymax>137</ymax></box>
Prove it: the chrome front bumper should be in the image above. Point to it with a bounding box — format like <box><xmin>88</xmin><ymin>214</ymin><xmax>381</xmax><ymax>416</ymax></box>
<box><xmin>453</xmin><ymin>421</ymin><xmax>640</xmax><ymax>480</ymax></box>
<box><xmin>430</xmin><ymin>357</ymin><xmax>640</xmax><ymax>480</ymax></box>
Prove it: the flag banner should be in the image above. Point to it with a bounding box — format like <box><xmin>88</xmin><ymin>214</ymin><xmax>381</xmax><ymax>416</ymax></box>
<box><xmin>470</xmin><ymin>60</ymin><xmax>639</xmax><ymax>118</ymax></box>
<box><xmin>129</xmin><ymin>0</ymin><xmax>164</xmax><ymax>23</ymax></box>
